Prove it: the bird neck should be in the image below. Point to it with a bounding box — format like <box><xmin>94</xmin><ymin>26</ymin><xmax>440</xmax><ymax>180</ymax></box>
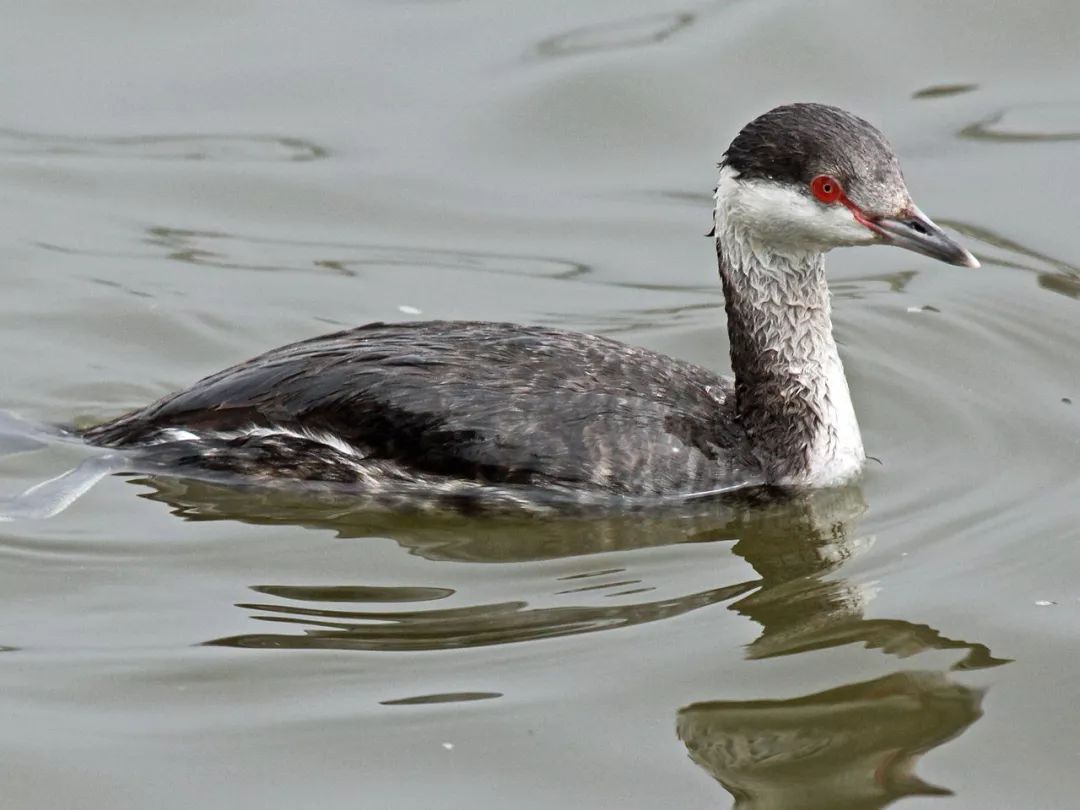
<box><xmin>713</xmin><ymin>222</ymin><xmax>865</xmax><ymax>487</ymax></box>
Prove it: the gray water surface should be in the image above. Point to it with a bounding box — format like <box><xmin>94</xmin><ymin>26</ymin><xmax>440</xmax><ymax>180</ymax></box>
<box><xmin>2</xmin><ymin>2</ymin><xmax>1079</xmax><ymax>808</ymax></box>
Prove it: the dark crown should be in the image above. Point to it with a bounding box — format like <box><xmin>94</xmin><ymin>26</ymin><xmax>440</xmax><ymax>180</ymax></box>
<box><xmin>722</xmin><ymin>103</ymin><xmax>903</xmax><ymax>194</ymax></box>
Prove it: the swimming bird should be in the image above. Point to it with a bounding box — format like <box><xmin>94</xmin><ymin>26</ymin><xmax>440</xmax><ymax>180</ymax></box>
<box><xmin>15</xmin><ymin>104</ymin><xmax>980</xmax><ymax>516</ymax></box>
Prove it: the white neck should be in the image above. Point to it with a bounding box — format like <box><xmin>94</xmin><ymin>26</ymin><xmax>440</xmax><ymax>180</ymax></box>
<box><xmin>713</xmin><ymin>166</ymin><xmax>864</xmax><ymax>486</ymax></box>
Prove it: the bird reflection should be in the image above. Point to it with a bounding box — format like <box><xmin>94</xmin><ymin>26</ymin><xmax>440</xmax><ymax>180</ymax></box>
<box><xmin>677</xmin><ymin>671</ymin><xmax>984</xmax><ymax>810</ymax></box>
<box><xmin>724</xmin><ymin>498</ymin><xmax>1008</xmax><ymax>670</ymax></box>
<box><xmin>128</xmin><ymin>475</ymin><xmax>1006</xmax><ymax>670</ymax></box>
<box><xmin>142</xmin><ymin>475</ymin><xmax>1001</xmax><ymax>804</ymax></box>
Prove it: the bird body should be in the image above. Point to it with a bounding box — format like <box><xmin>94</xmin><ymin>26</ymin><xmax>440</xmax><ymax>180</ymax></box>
<box><xmin>3</xmin><ymin>103</ymin><xmax>980</xmax><ymax>518</ymax></box>
<box><xmin>83</xmin><ymin>320</ymin><xmax>754</xmax><ymax>498</ymax></box>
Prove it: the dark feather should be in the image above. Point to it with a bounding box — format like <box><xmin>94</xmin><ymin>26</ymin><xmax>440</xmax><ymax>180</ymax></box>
<box><xmin>85</xmin><ymin>321</ymin><xmax>757</xmax><ymax>496</ymax></box>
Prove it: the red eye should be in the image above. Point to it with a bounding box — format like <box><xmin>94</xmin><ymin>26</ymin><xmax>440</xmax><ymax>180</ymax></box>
<box><xmin>811</xmin><ymin>175</ymin><xmax>843</xmax><ymax>204</ymax></box>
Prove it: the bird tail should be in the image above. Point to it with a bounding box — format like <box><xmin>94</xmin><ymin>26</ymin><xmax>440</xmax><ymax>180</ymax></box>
<box><xmin>0</xmin><ymin>410</ymin><xmax>122</xmax><ymax>521</ymax></box>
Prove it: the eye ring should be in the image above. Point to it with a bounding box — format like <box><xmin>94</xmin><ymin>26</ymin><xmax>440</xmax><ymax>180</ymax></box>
<box><xmin>811</xmin><ymin>175</ymin><xmax>843</xmax><ymax>204</ymax></box>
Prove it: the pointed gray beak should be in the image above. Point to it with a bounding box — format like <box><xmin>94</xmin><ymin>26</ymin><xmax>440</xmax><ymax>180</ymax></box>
<box><xmin>873</xmin><ymin>205</ymin><xmax>980</xmax><ymax>268</ymax></box>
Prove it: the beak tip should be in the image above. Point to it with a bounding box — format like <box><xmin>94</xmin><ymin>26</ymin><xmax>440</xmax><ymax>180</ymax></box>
<box><xmin>958</xmin><ymin>250</ymin><xmax>980</xmax><ymax>269</ymax></box>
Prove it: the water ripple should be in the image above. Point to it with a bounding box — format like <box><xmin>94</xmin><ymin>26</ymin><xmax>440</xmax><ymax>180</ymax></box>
<box><xmin>380</xmin><ymin>692</ymin><xmax>502</xmax><ymax>706</ymax></box>
<box><xmin>959</xmin><ymin>104</ymin><xmax>1080</xmax><ymax>142</ymax></box>
<box><xmin>531</xmin><ymin>0</ymin><xmax>742</xmax><ymax>60</ymax></box>
<box><xmin>251</xmin><ymin>584</ymin><xmax>454</xmax><ymax>603</ymax></box>
<box><xmin>39</xmin><ymin>226</ymin><xmax>593</xmax><ymax>282</ymax></box>
<box><xmin>211</xmin><ymin>581</ymin><xmax>754</xmax><ymax>652</ymax></box>
<box><xmin>0</xmin><ymin>129</ymin><xmax>328</xmax><ymax>162</ymax></box>
<box><xmin>942</xmin><ymin>218</ymin><xmax>1080</xmax><ymax>299</ymax></box>
<box><xmin>159</xmin><ymin>484</ymin><xmax>1011</xmax><ymax>669</ymax></box>
<box><xmin>534</xmin><ymin>10</ymin><xmax>698</xmax><ymax>58</ymax></box>
<box><xmin>912</xmin><ymin>83</ymin><xmax>979</xmax><ymax>99</ymax></box>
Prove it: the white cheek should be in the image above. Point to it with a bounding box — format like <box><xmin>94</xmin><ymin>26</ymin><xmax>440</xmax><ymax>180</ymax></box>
<box><xmin>812</xmin><ymin>204</ymin><xmax>878</xmax><ymax>247</ymax></box>
<box><xmin>714</xmin><ymin>167</ymin><xmax>876</xmax><ymax>251</ymax></box>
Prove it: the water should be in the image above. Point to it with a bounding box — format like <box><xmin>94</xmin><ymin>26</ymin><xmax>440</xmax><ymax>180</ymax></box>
<box><xmin>2</xmin><ymin>1</ymin><xmax>1079</xmax><ymax>807</ymax></box>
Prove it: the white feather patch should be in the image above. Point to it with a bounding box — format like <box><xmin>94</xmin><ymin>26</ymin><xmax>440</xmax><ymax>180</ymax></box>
<box><xmin>714</xmin><ymin>165</ymin><xmax>876</xmax><ymax>253</ymax></box>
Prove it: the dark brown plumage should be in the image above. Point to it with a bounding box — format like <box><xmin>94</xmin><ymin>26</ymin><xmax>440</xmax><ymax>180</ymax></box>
<box><xmin>64</xmin><ymin>103</ymin><xmax>977</xmax><ymax>513</ymax></box>
<box><xmin>85</xmin><ymin>321</ymin><xmax>756</xmax><ymax>499</ymax></box>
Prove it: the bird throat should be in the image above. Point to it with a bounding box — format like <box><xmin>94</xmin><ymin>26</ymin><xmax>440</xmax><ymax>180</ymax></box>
<box><xmin>713</xmin><ymin>224</ymin><xmax>865</xmax><ymax>487</ymax></box>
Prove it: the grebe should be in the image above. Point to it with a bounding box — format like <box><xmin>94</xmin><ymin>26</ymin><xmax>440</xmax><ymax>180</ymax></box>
<box><xmin>12</xmin><ymin>104</ymin><xmax>980</xmax><ymax>516</ymax></box>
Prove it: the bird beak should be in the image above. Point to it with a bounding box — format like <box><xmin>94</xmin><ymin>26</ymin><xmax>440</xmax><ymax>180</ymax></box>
<box><xmin>871</xmin><ymin>205</ymin><xmax>980</xmax><ymax>268</ymax></box>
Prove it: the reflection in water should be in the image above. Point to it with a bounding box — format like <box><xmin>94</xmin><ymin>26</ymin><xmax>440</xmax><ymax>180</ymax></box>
<box><xmin>135</xmin><ymin>475</ymin><xmax>760</xmax><ymax>563</ymax></box>
<box><xmin>531</xmin><ymin>0</ymin><xmax>741</xmax><ymax>59</ymax></box>
<box><xmin>190</xmin><ymin>481</ymin><xmax>775</xmax><ymax>650</ymax></box>
<box><xmin>1037</xmin><ymin>273</ymin><xmax>1080</xmax><ymax>299</ymax></box>
<box><xmin>959</xmin><ymin>104</ymin><xmax>1080</xmax><ymax>142</ymax></box>
<box><xmin>943</xmin><ymin>219</ymin><xmax>1080</xmax><ymax>300</ymax></box>
<box><xmin>677</xmin><ymin>671</ymin><xmax>984</xmax><ymax>809</ymax></box>
<box><xmin>380</xmin><ymin>691</ymin><xmax>502</xmax><ymax>706</ymax></box>
<box><xmin>139</xmin><ymin>476</ymin><xmax>1004</xmax><ymax>803</ymax></box>
<box><xmin>727</xmin><ymin>505</ymin><xmax>1009</xmax><ymax>670</ymax></box>
<box><xmin>39</xmin><ymin>225</ymin><xmax>593</xmax><ymax>283</ymax></box>
<box><xmin>253</xmin><ymin>583</ymin><xmax>454</xmax><ymax>603</ymax></box>
<box><xmin>44</xmin><ymin>223</ymin><xmax>920</xmax><ymax>312</ymax></box>
<box><xmin>209</xmin><ymin>579</ymin><xmax>757</xmax><ymax>652</ymax></box>
<box><xmin>911</xmin><ymin>83</ymin><xmax>979</xmax><ymax>99</ymax></box>
<box><xmin>550</xmin><ymin>270</ymin><xmax>918</xmax><ymax>335</ymax></box>
<box><xmin>0</xmin><ymin>129</ymin><xmax>328</xmax><ymax>161</ymax></box>
<box><xmin>129</xmin><ymin>477</ymin><xmax>1005</xmax><ymax>669</ymax></box>
<box><xmin>535</xmin><ymin>11</ymin><xmax>697</xmax><ymax>58</ymax></box>
<box><xmin>544</xmin><ymin>299</ymin><xmax>722</xmax><ymax>336</ymax></box>
<box><xmin>142</xmin><ymin>226</ymin><xmax>593</xmax><ymax>281</ymax></box>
